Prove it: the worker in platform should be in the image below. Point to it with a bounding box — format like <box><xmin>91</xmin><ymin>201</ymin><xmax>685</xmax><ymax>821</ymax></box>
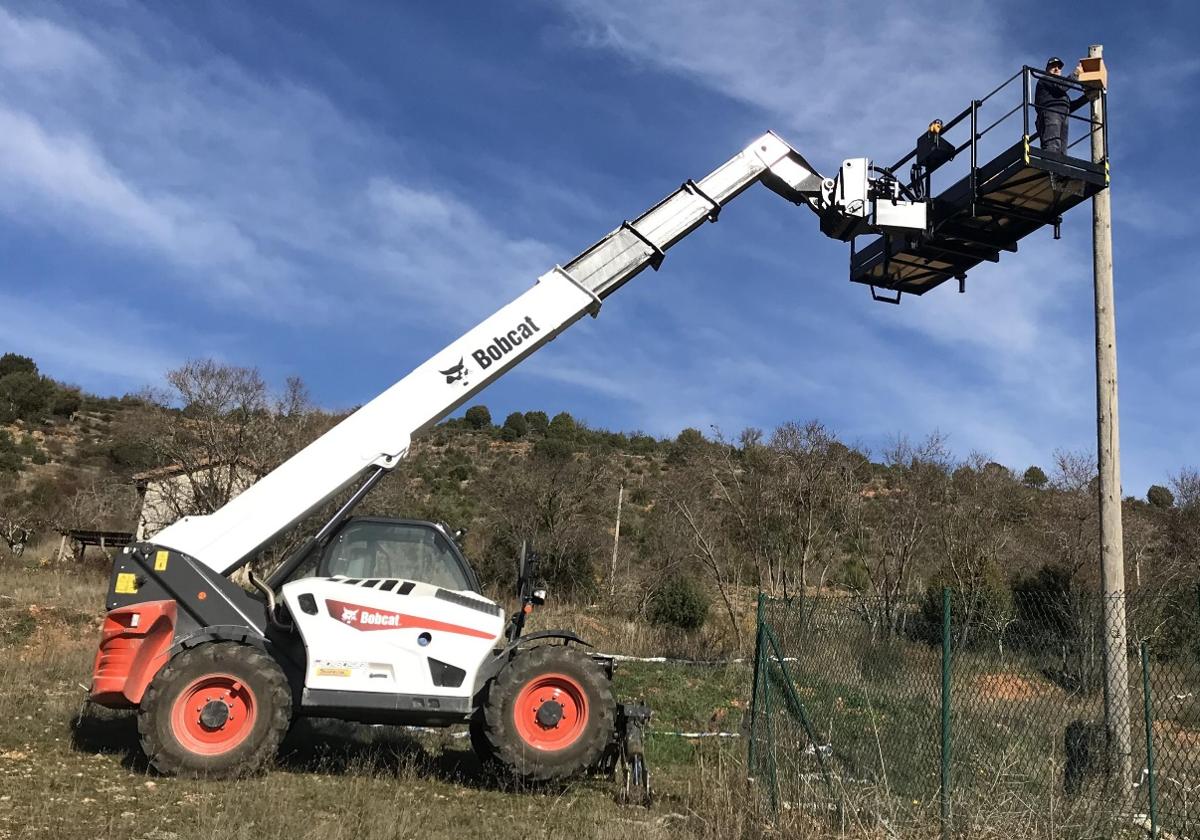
<box><xmin>1035</xmin><ymin>56</ymin><xmax>1083</xmax><ymax>154</ymax></box>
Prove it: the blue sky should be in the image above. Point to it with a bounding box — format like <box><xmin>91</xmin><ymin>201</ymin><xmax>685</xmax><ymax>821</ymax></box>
<box><xmin>0</xmin><ymin>1</ymin><xmax>1196</xmax><ymax>496</ymax></box>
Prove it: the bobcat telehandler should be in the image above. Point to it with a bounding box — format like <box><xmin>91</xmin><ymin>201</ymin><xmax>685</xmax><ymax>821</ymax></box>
<box><xmin>87</xmin><ymin>132</ymin><xmax>928</xmax><ymax>799</ymax></box>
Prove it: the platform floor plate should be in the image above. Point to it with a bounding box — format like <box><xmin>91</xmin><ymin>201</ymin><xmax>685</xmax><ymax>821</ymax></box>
<box><xmin>851</xmin><ymin>140</ymin><xmax>1107</xmax><ymax>295</ymax></box>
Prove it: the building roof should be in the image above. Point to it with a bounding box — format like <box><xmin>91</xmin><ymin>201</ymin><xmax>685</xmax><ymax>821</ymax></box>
<box><xmin>132</xmin><ymin>457</ymin><xmax>258</xmax><ymax>484</ymax></box>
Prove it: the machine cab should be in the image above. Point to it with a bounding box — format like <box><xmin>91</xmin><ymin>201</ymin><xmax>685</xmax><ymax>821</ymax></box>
<box><xmin>278</xmin><ymin>517</ymin><xmax>503</xmax><ymax>704</ymax></box>
<box><xmin>311</xmin><ymin>517</ymin><xmax>481</xmax><ymax>593</ymax></box>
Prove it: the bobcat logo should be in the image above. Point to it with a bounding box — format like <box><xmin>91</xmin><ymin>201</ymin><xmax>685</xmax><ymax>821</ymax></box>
<box><xmin>324</xmin><ymin>597</ymin><xmax>491</xmax><ymax>637</ymax></box>
<box><xmin>439</xmin><ymin>357</ymin><xmax>468</xmax><ymax>386</ymax></box>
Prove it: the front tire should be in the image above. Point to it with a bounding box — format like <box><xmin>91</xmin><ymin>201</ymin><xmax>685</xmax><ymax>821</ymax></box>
<box><xmin>138</xmin><ymin>642</ymin><xmax>291</xmax><ymax>779</ymax></box>
<box><xmin>469</xmin><ymin>709</ymin><xmax>497</xmax><ymax>768</ymax></box>
<box><xmin>480</xmin><ymin>646</ymin><xmax>614</xmax><ymax>782</ymax></box>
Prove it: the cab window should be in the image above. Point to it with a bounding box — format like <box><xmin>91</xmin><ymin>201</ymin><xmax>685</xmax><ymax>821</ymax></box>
<box><xmin>322</xmin><ymin>521</ymin><xmax>474</xmax><ymax>592</ymax></box>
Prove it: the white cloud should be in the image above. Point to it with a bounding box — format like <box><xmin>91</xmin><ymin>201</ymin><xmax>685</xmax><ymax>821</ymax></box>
<box><xmin>360</xmin><ymin>179</ymin><xmax>556</xmax><ymax>318</ymax></box>
<box><xmin>0</xmin><ymin>5</ymin><xmax>558</xmax><ymax>325</ymax></box>
<box><xmin>0</xmin><ymin>6</ymin><xmax>105</xmax><ymax>76</ymax></box>
<box><xmin>0</xmin><ymin>106</ymin><xmax>173</xmax><ymax>241</ymax></box>
<box><xmin>0</xmin><ymin>292</ymin><xmax>181</xmax><ymax>388</ymax></box>
<box><xmin>554</xmin><ymin>0</ymin><xmax>1010</xmax><ymax>170</ymax></box>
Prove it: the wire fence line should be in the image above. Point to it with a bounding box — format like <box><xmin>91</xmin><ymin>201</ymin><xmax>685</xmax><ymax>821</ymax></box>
<box><xmin>748</xmin><ymin>589</ymin><xmax>1200</xmax><ymax>839</ymax></box>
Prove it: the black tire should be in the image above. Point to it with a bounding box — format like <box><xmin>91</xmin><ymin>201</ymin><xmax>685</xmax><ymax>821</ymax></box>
<box><xmin>469</xmin><ymin>709</ymin><xmax>496</xmax><ymax>767</ymax></box>
<box><xmin>480</xmin><ymin>646</ymin><xmax>614</xmax><ymax>782</ymax></box>
<box><xmin>138</xmin><ymin>642</ymin><xmax>292</xmax><ymax>779</ymax></box>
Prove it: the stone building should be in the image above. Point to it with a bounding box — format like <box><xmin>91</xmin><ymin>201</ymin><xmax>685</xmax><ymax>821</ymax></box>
<box><xmin>133</xmin><ymin>460</ymin><xmax>257</xmax><ymax>541</ymax></box>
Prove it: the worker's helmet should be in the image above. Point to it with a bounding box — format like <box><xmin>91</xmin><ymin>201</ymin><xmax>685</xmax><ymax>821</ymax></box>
<box><xmin>1046</xmin><ymin>56</ymin><xmax>1064</xmax><ymax>70</ymax></box>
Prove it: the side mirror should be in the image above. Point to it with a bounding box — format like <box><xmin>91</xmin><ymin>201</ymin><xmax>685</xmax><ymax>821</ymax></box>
<box><xmin>532</xmin><ymin>588</ymin><xmax>547</xmax><ymax>605</ymax></box>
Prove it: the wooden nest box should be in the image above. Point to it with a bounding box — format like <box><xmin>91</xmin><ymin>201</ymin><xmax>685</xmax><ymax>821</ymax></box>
<box><xmin>1076</xmin><ymin>56</ymin><xmax>1107</xmax><ymax>90</ymax></box>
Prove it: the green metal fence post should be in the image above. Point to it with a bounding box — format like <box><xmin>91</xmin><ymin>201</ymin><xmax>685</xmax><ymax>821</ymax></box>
<box><xmin>941</xmin><ymin>587</ymin><xmax>952</xmax><ymax>840</ymax></box>
<box><xmin>764</xmin><ymin>624</ymin><xmax>834</xmax><ymax>790</ymax></box>
<box><xmin>748</xmin><ymin>594</ymin><xmax>766</xmax><ymax>774</ymax></box>
<box><xmin>763</xmin><ymin>647</ymin><xmax>779</xmax><ymax>815</ymax></box>
<box><xmin>1140</xmin><ymin>641</ymin><xmax>1159</xmax><ymax>839</ymax></box>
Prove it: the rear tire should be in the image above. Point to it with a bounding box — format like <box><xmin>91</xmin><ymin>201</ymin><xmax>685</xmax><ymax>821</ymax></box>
<box><xmin>480</xmin><ymin>646</ymin><xmax>614</xmax><ymax>782</ymax></box>
<box><xmin>138</xmin><ymin>642</ymin><xmax>291</xmax><ymax>779</ymax></box>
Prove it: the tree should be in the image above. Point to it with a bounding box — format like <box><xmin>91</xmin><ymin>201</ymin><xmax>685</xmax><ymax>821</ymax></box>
<box><xmin>16</xmin><ymin>435</ymin><xmax>37</xmax><ymax>458</ymax></box>
<box><xmin>476</xmin><ymin>447</ymin><xmax>611</xmax><ymax>599</ymax></box>
<box><xmin>50</xmin><ymin>387</ymin><xmax>83</xmax><ymax>417</ymax></box>
<box><xmin>629</xmin><ymin>433</ymin><xmax>658</xmax><ymax>455</ymax></box>
<box><xmin>55</xmin><ymin>475</ymin><xmax>140</xmax><ymax>534</ymax></box>
<box><xmin>464</xmin><ymin>405</ymin><xmax>492</xmax><ymax>430</ymax></box>
<box><xmin>1023</xmin><ymin>465</ymin><xmax>1049</xmax><ymax>488</ymax></box>
<box><xmin>1123</xmin><ymin>503</ymin><xmax>1167</xmax><ymax>591</ymax></box>
<box><xmin>672</xmin><ymin>495</ymin><xmax>745</xmax><ymax>645</ymax></box>
<box><xmin>1027</xmin><ymin>450</ymin><xmax>1100</xmax><ymax>591</ymax></box>
<box><xmin>0</xmin><ymin>372</ymin><xmax>54</xmax><ymax>423</ymax></box>
<box><xmin>0</xmin><ymin>516</ymin><xmax>32</xmax><ymax>557</ymax></box>
<box><xmin>862</xmin><ymin>433</ymin><xmax>955</xmax><ymax>633</ymax></box>
<box><xmin>1166</xmin><ymin>468</ymin><xmax>1200</xmax><ymax>576</ymax></box>
<box><xmin>1170</xmin><ymin>468</ymin><xmax>1200</xmax><ymax>510</ymax></box>
<box><xmin>547</xmin><ymin>412</ymin><xmax>577</xmax><ymax>440</ymax></box>
<box><xmin>648</xmin><ymin>577</ymin><xmax>709</xmax><ymax>630</ymax></box>
<box><xmin>523</xmin><ymin>411</ymin><xmax>549</xmax><ymax>436</ymax></box>
<box><xmin>931</xmin><ymin>452</ymin><xmax>1021</xmax><ymax>646</ymax></box>
<box><xmin>0</xmin><ymin>353</ymin><xmax>37</xmax><ymax>378</ymax></box>
<box><xmin>261</xmin><ymin>376</ymin><xmax>324</xmax><ymax>468</ymax></box>
<box><xmin>532</xmin><ymin>436</ymin><xmax>573</xmax><ymax>461</ymax></box>
<box><xmin>501</xmin><ymin>412</ymin><xmax>528</xmax><ymax>440</ymax></box>
<box><xmin>1147</xmin><ymin>485</ymin><xmax>1175</xmax><ymax>509</ymax></box>
<box><xmin>763</xmin><ymin>421</ymin><xmax>863</xmax><ymax>593</ymax></box>
<box><xmin>667</xmin><ymin>427</ymin><xmax>706</xmax><ymax>464</ymax></box>
<box><xmin>132</xmin><ymin>359</ymin><xmax>321</xmax><ymax>525</ymax></box>
<box><xmin>0</xmin><ymin>433</ymin><xmax>24</xmax><ymax>474</ymax></box>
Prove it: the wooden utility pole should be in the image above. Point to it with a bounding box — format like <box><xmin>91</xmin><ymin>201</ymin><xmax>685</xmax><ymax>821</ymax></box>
<box><xmin>609</xmin><ymin>482</ymin><xmax>624</xmax><ymax>597</ymax></box>
<box><xmin>1089</xmin><ymin>43</ymin><xmax>1131</xmax><ymax>800</ymax></box>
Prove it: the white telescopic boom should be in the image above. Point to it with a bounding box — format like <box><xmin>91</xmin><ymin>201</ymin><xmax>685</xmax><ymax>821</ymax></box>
<box><xmin>151</xmin><ymin>132</ymin><xmax>894</xmax><ymax>574</ymax></box>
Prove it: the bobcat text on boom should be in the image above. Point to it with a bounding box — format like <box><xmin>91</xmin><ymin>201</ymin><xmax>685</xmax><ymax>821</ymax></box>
<box><xmin>471</xmin><ymin>316</ymin><xmax>541</xmax><ymax>369</ymax></box>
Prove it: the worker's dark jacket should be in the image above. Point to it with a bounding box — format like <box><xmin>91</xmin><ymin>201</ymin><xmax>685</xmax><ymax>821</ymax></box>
<box><xmin>1034</xmin><ymin>73</ymin><xmax>1076</xmax><ymax>116</ymax></box>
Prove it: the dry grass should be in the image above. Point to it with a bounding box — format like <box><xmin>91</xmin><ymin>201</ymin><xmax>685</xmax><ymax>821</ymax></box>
<box><xmin>0</xmin><ymin>562</ymin><xmax>1142</xmax><ymax>840</ymax></box>
<box><xmin>0</xmin><ymin>562</ymin><xmax>785</xmax><ymax>840</ymax></box>
<box><xmin>529</xmin><ymin>601</ymin><xmax>753</xmax><ymax>662</ymax></box>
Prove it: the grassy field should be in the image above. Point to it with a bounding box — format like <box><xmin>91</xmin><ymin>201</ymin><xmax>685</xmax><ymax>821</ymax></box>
<box><xmin>0</xmin><ymin>562</ymin><xmax>811</xmax><ymax>840</ymax></box>
<box><xmin>7</xmin><ymin>562</ymin><xmax>1182</xmax><ymax>840</ymax></box>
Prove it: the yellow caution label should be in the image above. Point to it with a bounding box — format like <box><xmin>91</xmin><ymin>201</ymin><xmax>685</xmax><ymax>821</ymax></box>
<box><xmin>316</xmin><ymin>667</ymin><xmax>352</xmax><ymax>678</ymax></box>
<box><xmin>154</xmin><ymin>551</ymin><xmax>169</xmax><ymax>572</ymax></box>
<box><xmin>114</xmin><ymin>573</ymin><xmax>139</xmax><ymax>594</ymax></box>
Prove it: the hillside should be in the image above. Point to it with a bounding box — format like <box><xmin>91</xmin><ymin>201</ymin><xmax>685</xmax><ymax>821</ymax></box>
<box><xmin>2</xmin><ymin>351</ymin><xmax>1199</xmax><ymax>652</ymax></box>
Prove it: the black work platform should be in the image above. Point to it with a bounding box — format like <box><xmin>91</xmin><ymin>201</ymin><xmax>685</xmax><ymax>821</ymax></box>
<box><xmin>849</xmin><ymin>66</ymin><xmax>1108</xmax><ymax>300</ymax></box>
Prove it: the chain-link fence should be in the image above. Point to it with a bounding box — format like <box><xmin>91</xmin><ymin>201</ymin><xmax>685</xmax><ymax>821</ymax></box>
<box><xmin>748</xmin><ymin>589</ymin><xmax>1200</xmax><ymax>838</ymax></box>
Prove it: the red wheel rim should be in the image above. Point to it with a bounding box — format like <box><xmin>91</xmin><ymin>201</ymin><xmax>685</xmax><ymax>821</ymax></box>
<box><xmin>169</xmin><ymin>674</ymin><xmax>257</xmax><ymax>756</ymax></box>
<box><xmin>513</xmin><ymin>672</ymin><xmax>588</xmax><ymax>751</ymax></box>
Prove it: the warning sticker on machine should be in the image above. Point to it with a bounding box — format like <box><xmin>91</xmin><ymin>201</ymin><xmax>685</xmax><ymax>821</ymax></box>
<box><xmin>114</xmin><ymin>572</ymin><xmax>138</xmax><ymax>594</ymax></box>
<box><xmin>154</xmin><ymin>551</ymin><xmax>169</xmax><ymax>571</ymax></box>
<box><xmin>315</xmin><ymin>666</ymin><xmax>352</xmax><ymax>678</ymax></box>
